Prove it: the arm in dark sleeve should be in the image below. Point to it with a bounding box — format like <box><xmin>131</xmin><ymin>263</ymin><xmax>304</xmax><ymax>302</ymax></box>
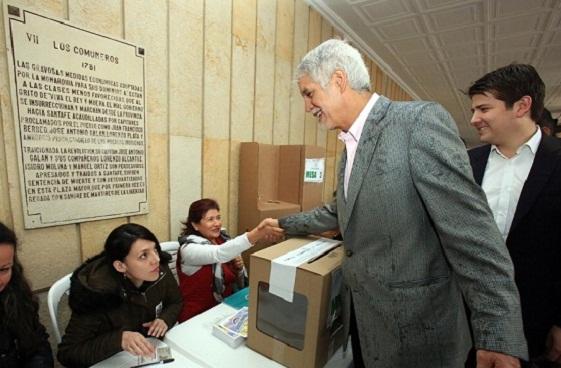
<box><xmin>279</xmin><ymin>200</ymin><xmax>339</xmax><ymax>235</ymax></box>
<box><xmin>159</xmin><ymin>265</ymin><xmax>182</xmax><ymax>329</ymax></box>
<box><xmin>408</xmin><ymin>102</ymin><xmax>528</xmax><ymax>360</ymax></box>
<box><xmin>57</xmin><ymin>312</ymin><xmax>123</xmax><ymax>368</ymax></box>
<box><xmin>22</xmin><ymin>317</ymin><xmax>54</xmax><ymax>368</ymax></box>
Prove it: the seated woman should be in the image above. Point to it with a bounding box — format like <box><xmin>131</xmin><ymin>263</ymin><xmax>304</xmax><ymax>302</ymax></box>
<box><xmin>177</xmin><ymin>198</ymin><xmax>283</xmax><ymax>321</ymax></box>
<box><xmin>0</xmin><ymin>222</ymin><xmax>54</xmax><ymax>368</ymax></box>
<box><xmin>58</xmin><ymin>223</ymin><xmax>182</xmax><ymax>368</ymax></box>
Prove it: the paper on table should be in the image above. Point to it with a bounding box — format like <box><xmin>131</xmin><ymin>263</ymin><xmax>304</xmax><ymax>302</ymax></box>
<box><xmin>269</xmin><ymin>238</ymin><xmax>340</xmax><ymax>302</ymax></box>
<box><xmin>132</xmin><ymin>343</ymin><xmax>173</xmax><ymax>368</ymax></box>
<box><xmin>91</xmin><ymin>338</ymin><xmax>171</xmax><ymax>368</ymax></box>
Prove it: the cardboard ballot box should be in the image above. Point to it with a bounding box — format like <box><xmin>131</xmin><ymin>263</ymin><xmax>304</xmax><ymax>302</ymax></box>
<box><xmin>247</xmin><ymin>237</ymin><xmax>345</xmax><ymax>368</ymax></box>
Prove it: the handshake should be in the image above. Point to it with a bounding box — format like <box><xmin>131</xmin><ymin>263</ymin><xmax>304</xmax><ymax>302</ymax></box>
<box><xmin>246</xmin><ymin>218</ymin><xmax>285</xmax><ymax>246</ymax></box>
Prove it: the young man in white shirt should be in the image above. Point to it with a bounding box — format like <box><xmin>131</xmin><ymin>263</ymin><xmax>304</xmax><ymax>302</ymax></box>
<box><xmin>468</xmin><ymin>63</ymin><xmax>561</xmax><ymax>365</ymax></box>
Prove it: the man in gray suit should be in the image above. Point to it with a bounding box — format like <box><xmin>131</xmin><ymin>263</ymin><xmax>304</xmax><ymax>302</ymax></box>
<box><xmin>269</xmin><ymin>39</ymin><xmax>528</xmax><ymax>367</ymax></box>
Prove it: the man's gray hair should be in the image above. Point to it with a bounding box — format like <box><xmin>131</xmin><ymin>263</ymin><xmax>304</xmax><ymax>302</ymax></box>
<box><xmin>297</xmin><ymin>39</ymin><xmax>371</xmax><ymax>92</ymax></box>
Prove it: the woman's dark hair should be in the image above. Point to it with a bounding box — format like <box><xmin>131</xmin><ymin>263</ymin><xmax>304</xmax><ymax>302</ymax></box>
<box><xmin>180</xmin><ymin>198</ymin><xmax>220</xmax><ymax>237</ymax></box>
<box><xmin>538</xmin><ymin>108</ymin><xmax>559</xmax><ymax>135</ymax></box>
<box><xmin>104</xmin><ymin>223</ymin><xmax>160</xmax><ymax>262</ymax></box>
<box><xmin>468</xmin><ymin>63</ymin><xmax>545</xmax><ymax>122</ymax></box>
<box><xmin>0</xmin><ymin>222</ymin><xmax>42</xmax><ymax>352</ymax></box>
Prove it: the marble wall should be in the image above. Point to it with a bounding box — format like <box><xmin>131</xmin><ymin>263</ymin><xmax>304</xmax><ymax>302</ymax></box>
<box><xmin>0</xmin><ymin>0</ymin><xmax>411</xmax><ymax>290</ymax></box>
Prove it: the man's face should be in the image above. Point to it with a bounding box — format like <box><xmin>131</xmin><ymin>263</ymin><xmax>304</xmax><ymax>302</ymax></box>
<box><xmin>470</xmin><ymin>92</ymin><xmax>516</xmax><ymax>145</ymax></box>
<box><xmin>298</xmin><ymin>74</ymin><xmax>344</xmax><ymax>130</ymax></box>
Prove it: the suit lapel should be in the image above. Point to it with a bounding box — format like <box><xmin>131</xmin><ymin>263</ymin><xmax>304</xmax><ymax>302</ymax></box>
<box><xmin>338</xmin><ymin>148</ymin><xmax>347</xmax><ymax>196</ymax></box>
<box><xmin>510</xmin><ymin>135</ymin><xmax>561</xmax><ymax>231</ymax></box>
<box><xmin>336</xmin><ymin>148</ymin><xmax>347</xmax><ymax>231</ymax></box>
<box><xmin>340</xmin><ymin>96</ymin><xmax>390</xmax><ymax>234</ymax></box>
<box><xmin>468</xmin><ymin>145</ymin><xmax>491</xmax><ymax>185</ymax></box>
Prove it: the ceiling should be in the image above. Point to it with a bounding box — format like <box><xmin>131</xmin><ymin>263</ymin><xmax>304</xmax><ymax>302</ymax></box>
<box><xmin>307</xmin><ymin>0</ymin><xmax>561</xmax><ymax>145</ymax></box>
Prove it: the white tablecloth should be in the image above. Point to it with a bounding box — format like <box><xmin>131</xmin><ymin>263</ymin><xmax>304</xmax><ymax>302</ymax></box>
<box><xmin>90</xmin><ymin>338</ymin><xmax>205</xmax><ymax>368</ymax></box>
<box><xmin>164</xmin><ymin>303</ymin><xmax>353</xmax><ymax>368</ymax></box>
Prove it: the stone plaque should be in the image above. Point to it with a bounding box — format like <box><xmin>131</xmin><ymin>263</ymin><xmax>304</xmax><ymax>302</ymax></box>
<box><xmin>4</xmin><ymin>4</ymin><xmax>148</xmax><ymax>228</ymax></box>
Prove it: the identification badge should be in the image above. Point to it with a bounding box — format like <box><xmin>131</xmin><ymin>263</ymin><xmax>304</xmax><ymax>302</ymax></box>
<box><xmin>155</xmin><ymin>301</ymin><xmax>163</xmax><ymax>319</ymax></box>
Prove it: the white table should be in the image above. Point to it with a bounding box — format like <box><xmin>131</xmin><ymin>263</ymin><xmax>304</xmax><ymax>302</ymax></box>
<box><xmin>90</xmin><ymin>338</ymin><xmax>205</xmax><ymax>368</ymax></box>
<box><xmin>164</xmin><ymin>303</ymin><xmax>353</xmax><ymax>368</ymax></box>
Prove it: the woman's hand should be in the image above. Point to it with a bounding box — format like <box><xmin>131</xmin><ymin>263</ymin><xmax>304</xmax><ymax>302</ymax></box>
<box><xmin>247</xmin><ymin>218</ymin><xmax>284</xmax><ymax>245</ymax></box>
<box><xmin>121</xmin><ymin>331</ymin><xmax>155</xmax><ymax>357</ymax></box>
<box><xmin>142</xmin><ymin>318</ymin><xmax>169</xmax><ymax>338</ymax></box>
<box><xmin>231</xmin><ymin>255</ymin><xmax>244</xmax><ymax>271</ymax></box>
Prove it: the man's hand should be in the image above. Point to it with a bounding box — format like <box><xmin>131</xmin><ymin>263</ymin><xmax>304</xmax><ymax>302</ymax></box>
<box><xmin>142</xmin><ymin>318</ymin><xmax>169</xmax><ymax>338</ymax></box>
<box><xmin>260</xmin><ymin>218</ymin><xmax>280</xmax><ymax>228</ymax></box>
<box><xmin>121</xmin><ymin>331</ymin><xmax>155</xmax><ymax>357</ymax></box>
<box><xmin>247</xmin><ymin>218</ymin><xmax>284</xmax><ymax>244</ymax></box>
<box><xmin>546</xmin><ymin>325</ymin><xmax>561</xmax><ymax>363</ymax></box>
<box><xmin>477</xmin><ymin>350</ymin><xmax>520</xmax><ymax>368</ymax></box>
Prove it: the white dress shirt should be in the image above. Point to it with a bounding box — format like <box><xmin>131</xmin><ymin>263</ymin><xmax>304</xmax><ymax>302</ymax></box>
<box><xmin>481</xmin><ymin>128</ymin><xmax>541</xmax><ymax>239</ymax></box>
<box><xmin>338</xmin><ymin>93</ymin><xmax>379</xmax><ymax>198</ymax></box>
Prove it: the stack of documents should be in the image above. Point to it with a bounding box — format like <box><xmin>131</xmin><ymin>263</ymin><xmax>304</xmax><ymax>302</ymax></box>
<box><xmin>212</xmin><ymin>307</ymin><xmax>248</xmax><ymax>348</ymax></box>
<box><xmin>132</xmin><ymin>344</ymin><xmax>173</xmax><ymax>367</ymax></box>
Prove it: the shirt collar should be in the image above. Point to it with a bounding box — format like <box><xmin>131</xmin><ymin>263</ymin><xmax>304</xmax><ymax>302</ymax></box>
<box><xmin>338</xmin><ymin>93</ymin><xmax>380</xmax><ymax>144</ymax></box>
<box><xmin>491</xmin><ymin>126</ymin><xmax>542</xmax><ymax>157</ymax></box>
<box><xmin>525</xmin><ymin>126</ymin><xmax>542</xmax><ymax>154</ymax></box>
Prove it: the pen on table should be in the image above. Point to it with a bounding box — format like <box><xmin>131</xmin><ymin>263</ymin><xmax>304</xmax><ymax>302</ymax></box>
<box><xmin>130</xmin><ymin>358</ymin><xmax>174</xmax><ymax>368</ymax></box>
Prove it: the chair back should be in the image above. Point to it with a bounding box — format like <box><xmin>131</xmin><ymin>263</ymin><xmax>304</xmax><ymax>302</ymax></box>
<box><xmin>160</xmin><ymin>241</ymin><xmax>180</xmax><ymax>281</ymax></box>
<box><xmin>47</xmin><ymin>273</ymin><xmax>72</xmax><ymax>343</ymax></box>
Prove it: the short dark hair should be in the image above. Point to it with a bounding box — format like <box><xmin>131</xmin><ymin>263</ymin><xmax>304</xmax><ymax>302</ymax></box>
<box><xmin>180</xmin><ymin>198</ymin><xmax>220</xmax><ymax>237</ymax></box>
<box><xmin>468</xmin><ymin>64</ymin><xmax>545</xmax><ymax>122</ymax></box>
<box><xmin>104</xmin><ymin>223</ymin><xmax>160</xmax><ymax>262</ymax></box>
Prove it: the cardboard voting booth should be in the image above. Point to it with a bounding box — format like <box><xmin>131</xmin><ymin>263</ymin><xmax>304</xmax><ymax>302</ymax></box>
<box><xmin>238</xmin><ymin>143</ymin><xmax>326</xmax><ymax>270</ymax></box>
<box><xmin>277</xmin><ymin>145</ymin><xmax>326</xmax><ymax>211</ymax></box>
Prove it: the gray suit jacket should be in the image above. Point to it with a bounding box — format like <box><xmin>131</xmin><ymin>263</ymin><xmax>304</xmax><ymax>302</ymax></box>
<box><xmin>280</xmin><ymin>96</ymin><xmax>528</xmax><ymax>367</ymax></box>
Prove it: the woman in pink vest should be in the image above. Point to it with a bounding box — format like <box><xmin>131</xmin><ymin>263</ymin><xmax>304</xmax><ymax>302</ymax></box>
<box><xmin>176</xmin><ymin>198</ymin><xmax>283</xmax><ymax>322</ymax></box>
